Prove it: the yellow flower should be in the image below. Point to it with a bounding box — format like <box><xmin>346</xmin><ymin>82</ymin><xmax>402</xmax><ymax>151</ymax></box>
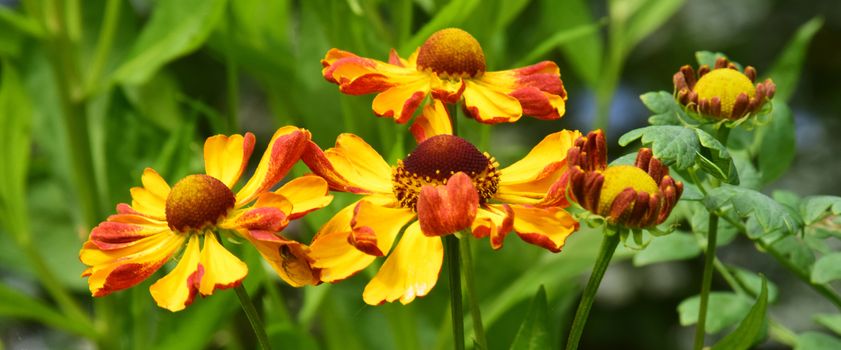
<box><xmin>321</xmin><ymin>28</ymin><xmax>567</xmax><ymax>129</ymax></box>
<box><xmin>80</xmin><ymin>127</ymin><xmax>332</xmax><ymax>312</ymax></box>
<box><xmin>301</xmin><ymin>129</ymin><xmax>580</xmax><ymax>305</ymax></box>
<box><xmin>674</xmin><ymin>57</ymin><xmax>775</xmax><ymax>120</ymax></box>
<box><xmin>564</xmin><ymin>130</ymin><xmax>683</xmax><ymax>228</ymax></box>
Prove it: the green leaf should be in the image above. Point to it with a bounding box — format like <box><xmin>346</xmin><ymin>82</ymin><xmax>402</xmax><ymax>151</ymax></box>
<box><xmin>767</xmin><ymin>17</ymin><xmax>824</xmax><ymax>102</ymax></box>
<box><xmin>610</xmin><ymin>0</ymin><xmax>685</xmax><ymax>57</ymax></box>
<box><xmin>695</xmin><ymin>128</ymin><xmax>737</xmax><ymax>184</ymax></box>
<box><xmin>510</xmin><ymin>286</ymin><xmax>549</xmax><ymax>350</ymax></box>
<box><xmin>640</xmin><ymin>91</ymin><xmax>688</xmax><ymax>126</ymax></box>
<box><xmin>814</xmin><ymin>314</ymin><xmax>841</xmax><ymax>337</ymax></box>
<box><xmin>796</xmin><ymin>332</ymin><xmax>841</xmax><ymax>350</ymax></box>
<box><xmin>703</xmin><ymin>185</ymin><xmax>803</xmax><ymax>239</ymax></box>
<box><xmin>811</xmin><ymin>253</ymin><xmax>841</xmax><ymax>284</ymax></box>
<box><xmin>538</xmin><ymin>0</ymin><xmax>603</xmax><ymax>86</ymax></box>
<box><xmin>0</xmin><ymin>283</ymin><xmax>97</xmax><ymax>338</ymax></box>
<box><xmin>0</xmin><ymin>60</ymin><xmax>31</xmax><ymax>244</ymax></box>
<box><xmin>678</xmin><ymin>292</ymin><xmax>752</xmax><ymax>334</ymax></box>
<box><xmin>618</xmin><ymin>126</ymin><xmax>699</xmax><ymax>169</ymax></box>
<box><xmin>731</xmin><ymin>268</ymin><xmax>779</xmax><ymax>303</ymax></box>
<box><xmin>758</xmin><ymin>101</ymin><xmax>795</xmax><ymax>184</ymax></box>
<box><xmin>632</xmin><ymin>231</ymin><xmax>701</xmax><ymax>266</ymax></box>
<box><xmin>770</xmin><ymin>235</ymin><xmax>816</xmax><ymax>274</ymax></box>
<box><xmin>695</xmin><ymin>51</ymin><xmax>731</xmax><ymax>69</ymax></box>
<box><xmin>800</xmin><ymin>196</ymin><xmax>841</xmax><ymax>224</ymax></box>
<box><xmin>710</xmin><ymin>277</ymin><xmax>768</xmax><ymax>350</ymax></box>
<box><xmin>112</xmin><ymin>0</ymin><xmax>227</xmax><ymax>85</ymax></box>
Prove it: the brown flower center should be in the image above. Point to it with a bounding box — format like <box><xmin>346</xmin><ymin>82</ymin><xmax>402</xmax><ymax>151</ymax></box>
<box><xmin>416</xmin><ymin>28</ymin><xmax>486</xmax><ymax>78</ymax></box>
<box><xmin>165</xmin><ymin>174</ymin><xmax>235</xmax><ymax>232</ymax></box>
<box><xmin>393</xmin><ymin>135</ymin><xmax>499</xmax><ymax>210</ymax></box>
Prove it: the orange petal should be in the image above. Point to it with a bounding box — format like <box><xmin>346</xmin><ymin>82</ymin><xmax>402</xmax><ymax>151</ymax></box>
<box><xmin>309</xmin><ymin>203</ymin><xmax>376</xmax><ymax>282</ymax></box>
<box><xmin>510</xmin><ymin>205</ymin><xmax>578</xmax><ymax>253</ymax></box>
<box><xmin>204</xmin><ymin>133</ymin><xmax>256</xmax><ymax>188</ymax></box>
<box><xmin>198</xmin><ymin>234</ymin><xmax>248</xmax><ymax>295</ymax></box>
<box><xmin>149</xmin><ymin>235</ymin><xmax>202</xmax><ymax>312</ymax></box>
<box><xmin>371</xmin><ymin>75</ymin><xmax>431</xmax><ymax>123</ymax></box>
<box><xmin>222</xmin><ymin>193</ymin><xmax>291</xmax><ymax>232</ymax></box>
<box><xmin>472</xmin><ymin>205</ymin><xmax>514</xmax><ymax>250</ymax></box>
<box><xmin>416</xmin><ymin>172</ymin><xmax>478</xmax><ymax>236</ymax></box>
<box><xmin>236</xmin><ymin>126</ymin><xmax>311</xmax><ymax>206</ymax></box>
<box><xmin>362</xmin><ymin>222</ymin><xmax>443</xmax><ymax>305</ymax></box>
<box><xmin>409</xmin><ymin>99</ymin><xmax>453</xmax><ymax>143</ymax></box>
<box><xmin>247</xmin><ymin>233</ymin><xmax>320</xmax><ymax>287</ymax></box>
<box><xmin>89</xmin><ymin>215</ymin><xmax>170</xmax><ymax>250</ymax></box>
<box><xmin>350</xmin><ymin>200</ymin><xmax>415</xmax><ymax>256</ymax></box>
<box><xmin>462</xmin><ymin>79</ymin><xmax>522</xmax><ymax>124</ymax></box>
<box><xmin>81</xmin><ymin>230</ymin><xmax>185</xmax><ymax>297</ymax></box>
<box><xmin>275</xmin><ymin>175</ymin><xmax>333</xmax><ymax>220</ymax></box>
<box><xmin>500</xmin><ymin>129</ymin><xmax>581</xmax><ymax>185</ymax></box>
<box><xmin>481</xmin><ymin>61</ymin><xmax>568</xmax><ymax>120</ymax></box>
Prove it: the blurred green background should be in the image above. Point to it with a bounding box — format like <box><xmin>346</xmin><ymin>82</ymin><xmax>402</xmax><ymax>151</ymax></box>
<box><xmin>0</xmin><ymin>0</ymin><xmax>839</xmax><ymax>349</ymax></box>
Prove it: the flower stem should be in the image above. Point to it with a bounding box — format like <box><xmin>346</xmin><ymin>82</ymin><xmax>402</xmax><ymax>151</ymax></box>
<box><xmin>234</xmin><ymin>284</ymin><xmax>272</xmax><ymax>350</ymax></box>
<box><xmin>565</xmin><ymin>231</ymin><xmax>620</xmax><ymax>350</ymax></box>
<box><xmin>444</xmin><ymin>235</ymin><xmax>465</xmax><ymax>350</ymax></box>
<box><xmin>693</xmin><ymin>213</ymin><xmax>719</xmax><ymax>350</ymax></box>
<box><xmin>460</xmin><ymin>233</ymin><xmax>487</xmax><ymax>349</ymax></box>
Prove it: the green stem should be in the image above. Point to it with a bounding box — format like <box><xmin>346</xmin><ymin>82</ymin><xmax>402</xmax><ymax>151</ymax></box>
<box><xmin>460</xmin><ymin>233</ymin><xmax>487</xmax><ymax>349</ymax></box>
<box><xmin>444</xmin><ymin>235</ymin><xmax>465</xmax><ymax>350</ymax></box>
<box><xmin>84</xmin><ymin>0</ymin><xmax>121</xmax><ymax>96</ymax></box>
<box><xmin>693</xmin><ymin>213</ymin><xmax>719</xmax><ymax>350</ymax></box>
<box><xmin>234</xmin><ymin>284</ymin><xmax>272</xmax><ymax>350</ymax></box>
<box><xmin>565</xmin><ymin>231</ymin><xmax>620</xmax><ymax>350</ymax></box>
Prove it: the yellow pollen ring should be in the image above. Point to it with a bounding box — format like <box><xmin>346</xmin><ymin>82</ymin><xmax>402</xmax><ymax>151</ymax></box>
<box><xmin>597</xmin><ymin>165</ymin><xmax>658</xmax><ymax>214</ymax></box>
<box><xmin>392</xmin><ymin>156</ymin><xmax>500</xmax><ymax>211</ymax></box>
<box><xmin>165</xmin><ymin>174</ymin><xmax>235</xmax><ymax>232</ymax></box>
<box><xmin>693</xmin><ymin>69</ymin><xmax>756</xmax><ymax>116</ymax></box>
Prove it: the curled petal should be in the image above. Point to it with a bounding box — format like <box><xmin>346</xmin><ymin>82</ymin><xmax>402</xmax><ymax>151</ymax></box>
<box><xmin>410</xmin><ymin>99</ymin><xmax>453</xmax><ymax>143</ymax></box>
<box><xmin>363</xmin><ymin>222</ymin><xmax>443</xmax><ymax>305</ymax></box>
<box><xmin>246</xmin><ymin>231</ymin><xmax>320</xmax><ymax>287</ymax></box>
<box><xmin>462</xmin><ymin>79</ymin><xmax>522</xmax><ymax>123</ymax></box>
<box><xmin>372</xmin><ymin>78</ymin><xmax>430</xmax><ymax>123</ymax></box>
<box><xmin>149</xmin><ymin>235</ymin><xmax>202</xmax><ymax>312</ymax></box>
<box><xmin>417</xmin><ymin>172</ymin><xmax>479</xmax><ymax>237</ymax></box>
<box><xmin>309</xmin><ymin>203</ymin><xmax>376</xmax><ymax>282</ymax></box>
<box><xmin>275</xmin><ymin>175</ymin><xmax>334</xmax><ymax>220</ymax></box>
<box><xmin>472</xmin><ymin>205</ymin><xmax>514</xmax><ymax>250</ymax></box>
<box><xmin>511</xmin><ymin>205</ymin><xmax>578</xmax><ymax>253</ymax></box>
<box><xmin>204</xmin><ymin>133</ymin><xmax>256</xmax><ymax>188</ymax></box>
<box><xmin>236</xmin><ymin>126</ymin><xmax>311</xmax><ymax>207</ymax></box>
<box><xmin>222</xmin><ymin>192</ymin><xmax>292</xmax><ymax>232</ymax></box>
<box><xmin>350</xmin><ymin>200</ymin><xmax>415</xmax><ymax>256</ymax></box>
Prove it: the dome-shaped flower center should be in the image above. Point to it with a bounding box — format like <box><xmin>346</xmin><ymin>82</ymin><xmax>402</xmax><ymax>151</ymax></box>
<box><xmin>165</xmin><ymin>174</ymin><xmax>235</xmax><ymax>232</ymax></box>
<box><xmin>597</xmin><ymin>165</ymin><xmax>658</xmax><ymax>214</ymax></box>
<box><xmin>394</xmin><ymin>135</ymin><xmax>499</xmax><ymax>210</ymax></box>
<box><xmin>693</xmin><ymin>69</ymin><xmax>756</xmax><ymax>117</ymax></box>
<box><xmin>416</xmin><ymin>28</ymin><xmax>486</xmax><ymax>78</ymax></box>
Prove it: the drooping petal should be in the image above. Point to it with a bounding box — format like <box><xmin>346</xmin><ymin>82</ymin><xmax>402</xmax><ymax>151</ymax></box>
<box><xmin>472</xmin><ymin>204</ymin><xmax>514</xmax><ymax>250</ymax></box>
<box><xmin>204</xmin><ymin>133</ymin><xmax>256</xmax><ymax>188</ymax></box>
<box><xmin>363</xmin><ymin>222</ymin><xmax>443</xmax><ymax>305</ymax></box>
<box><xmin>149</xmin><ymin>235</ymin><xmax>202</xmax><ymax>312</ymax></box>
<box><xmin>303</xmin><ymin>134</ymin><xmax>393</xmax><ymax>194</ymax></box>
<box><xmin>510</xmin><ymin>205</ymin><xmax>578</xmax><ymax>253</ymax></box>
<box><xmin>409</xmin><ymin>99</ymin><xmax>453</xmax><ymax>143</ymax></box>
<box><xmin>309</xmin><ymin>203</ymin><xmax>376</xmax><ymax>282</ymax></box>
<box><xmin>499</xmin><ymin>130</ymin><xmax>581</xmax><ymax>185</ymax></box>
<box><xmin>236</xmin><ymin>126</ymin><xmax>311</xmax><ymax>207</ymax></box>
<box><xmin>479</xmin><ymin>61</ymin><xmax>568</xmax><ymax>120</ymax></box>
<box><xmin>416</xmin><ymin>172</ymin><xmax>478</xmax><ymax>236</ymax></box>
<box><xmin>371</xmin><ymin>76</ymin><xmax>431</xmax><ymax>123</ymax></box>
<box><xmin>349</xmin><ymin>200</ymin><xmax>415</xmax><ymax>256</ymax></box>
<box><xmin>89</xmin><ymin>215</ymin><xmax>170</xmax><ymax>250</ymax></box>
<box><xmin>81</xmin><ymin>230</ymin><xmax>186</xmax><ymax>297</ymax></box>
<box><xmin>246</xmin><ymin>231</ymin><xmax>320</xmax><ymax>287</ymax></box>
<box><xmin>198</xmin><ymin>234</ymin><xmax>247</xmax><ymax>295</ymax></box>
<box><xmin>275</xmin><ymin>175</ymin><xmax>333</xmax><ymax>220</ymax></box>
<box><xmin>461</xmin><ymin>79</ymin><xmax>522</xmax><ymax>124</ymax></box>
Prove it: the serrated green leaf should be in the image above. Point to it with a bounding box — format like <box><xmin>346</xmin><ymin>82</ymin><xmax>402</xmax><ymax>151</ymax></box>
<box><xmin>112</xmin><ymin>0</ymin><xmax>227</xmax><ymax>85</ymax></box>
<box><xmin>796</xmin><ymin>332</ymin><xmax>841</xmax><ymax>350</ymax></box>
<box><xmin>811</xmin><ymin>253</ymin><xmax>841</xmax><ymax>284</ymax></box>
<box><xmin>678</xmin><ymin>292</ymin><xmax>752</xmax><ymax>334</ymax></box>
<box><xmin>640</xmin><ymin>91</ymin><xmax>688</xmax><ymax>126</ymax></box>
<box><xmin>814</xmin><ymin>314</ymin><xmax>841</xmax><ymax>337</ymax></box>
<box><xmin>711</xmin><ymin>277</ymin><xmax>768</xmax><ymax>350</ymax></box>
<box><xmin>633</xmin><ymin>231</ymin><xmax>701</xmax><ymax>266</ymax></box>
<box><xmin>801</xmin><ymin>196</ymin><xmax>841</xmax><ymax>224</ymax></box>
<box><xmin>695</xmin><ymin>128</ymin><xmax>737</xmax><ymax>184</ymax></box>
<box><xmin>618</xmin><ymin>126</ymin><xmax>699</xmax><ymax>169</ymax></box>
<box><xmin>758</xmin><ymin>101</ymin><xmax>795</xmax><ymax>184</ymax></box>
<box><xmin>704</xmin><ymin>185</ymin><xmax>803</xmax><ymax>238</ymax></box>
<box><xmin>510</xmin><ymin>286</ymin><xmax>549</xmax><ymax>350</ymax></box>
<box><xmin>767</xmin><ymin>17</ymin><xmax>823</xmax><ymax>102</ymax></box>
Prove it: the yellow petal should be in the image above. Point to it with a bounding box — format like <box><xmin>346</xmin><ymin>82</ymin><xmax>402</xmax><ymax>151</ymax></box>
<box><xmin>409</xmin><ymin>99</ymin><xmax>453</xmax><ymax>143</ymax></box>
<box><xmin>510</xmin><ymin>205</ymin><xmax>578</xmax><ymax>253</ymax></box>
<box><xmin>275</xmin><ymin>175</ymin><xmax>334</xmax><ymax>219</ymax></box>
<box><xmin>462</xmin><ymin>79</ymin><xmax>522</xmax><ymax>124</ymax></box>
<box><xmin>204</xmin><ymin>133</ymin><xmax>256</xmax><ymax>188</ymax></box>
<box><xmin>149</xmin><ymin>235</ymin><xmax>202</xmax><ymax>312</ymax></box>
<box><xmin>309</xmin><ymin>203</ymin><xmax>376</xmax><ymax>282</ymax></box>
<box><xmin>141</xmin><ymin>168</ymin><xmax>171</xmax><ymax>199</ymax></box>
<box><xmin>349</xmin><ymin>200</ymin><xmax>415</xmax><ymax>256</ymax></box>
<box><xmin>363</xmin><ymin>221</ymin><xmax>443</xmax><ymax>305</ymax></box>
<box><xmin>129</xmin><ymin>187</ymin><xmax>166</xmax><ymax>220</ymax></box>
<box><xmin>324</xmin><ymin>133</ymin><xmax>393</xmax><ymax>194</ymax></box>
<box><xmin>500</xmin><ymin>129</ymin><xmax>581</xmax><ymax>185</ymax></box>
<box><xmin>248</xmin><ymin>235</ymin><xmax>319</xmax><ymax>287</ymax></box>
<box><xmin>372</xmin><ymin>74</ymin><xmax>431</xmax><ymax>123</ymax></box>
<box><xmin>198</xmin><ymin>234</ymin><xmax>248</xmax><ymax>296</ymax></box>
<box><xmin>236</xmin><ymin>126</ymin><xmax>311</xmax><ymax>207</ymax></box>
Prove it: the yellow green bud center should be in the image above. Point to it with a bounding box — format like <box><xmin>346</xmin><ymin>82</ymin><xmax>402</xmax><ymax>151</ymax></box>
<box><xmin>693</xmin><ymin>69</ymin><xmax>756</xmax><ymax>117</ymax></box>
<box><xmin>597</xmin><ymin>165</ymin><xmax>658</xmax><ymax>214</ymax></box>
<box><xmin>416</xmin><ymin>28</ymin><xmax>486</xmax><ymax>78</ymax></box>
<box><xmin>165</xmin><ymin>174</ymin><xmax>235</xmax><ymax>232</ymax></box>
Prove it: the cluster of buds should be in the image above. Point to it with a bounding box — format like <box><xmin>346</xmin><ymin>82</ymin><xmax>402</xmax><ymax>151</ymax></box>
<box><xmin>674</xmin><ymin>57</ymin><xmax>776</xmax><ymax>120</ymax></box>
<box><xmin>565</xmin><ymin>130</ymin><xmax>683</xmax><ymax>228</ymax></box>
